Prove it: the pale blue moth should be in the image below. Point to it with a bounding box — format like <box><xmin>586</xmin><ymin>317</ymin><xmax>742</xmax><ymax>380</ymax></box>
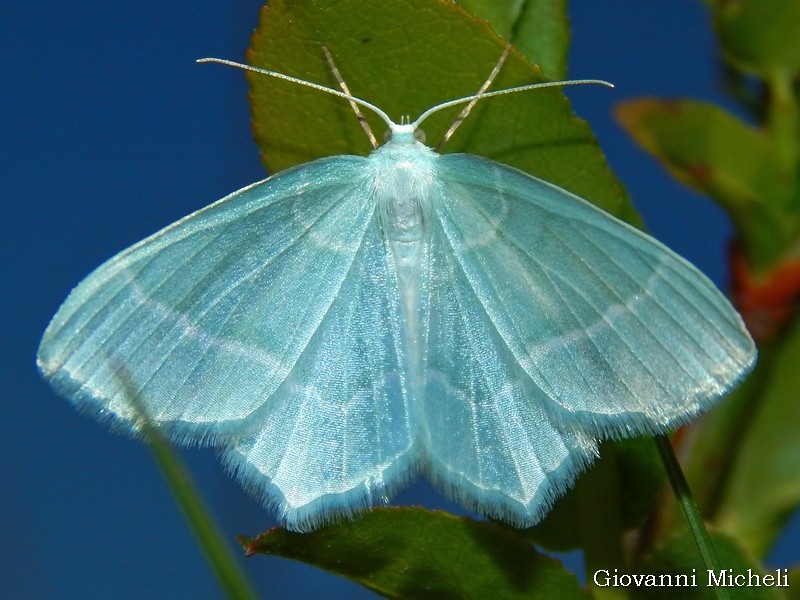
<box><xmin>37</xmin><ymin>48</ymin><xmax>756</xmax><ymax>532</ymax></box>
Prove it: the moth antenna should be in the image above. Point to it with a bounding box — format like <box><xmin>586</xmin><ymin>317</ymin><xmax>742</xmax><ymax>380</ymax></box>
<box><xmin>413</xmin><ymin>77</ymin><xmax>613</xmax><ymax>130</ymax></box>
<box><xmin>197</xmin><ymin>57</ymin><xmax>395</xmax><ymax>129</ymax></box>
<box><xmin>321</xmin><ymin>46</ymin><xmax>379</xmax><ymax>149</ymax></box>
<box><xmin>437</xmin><ymin>42</ymin><xmax>512</xmax><ymax>150</ymax></box>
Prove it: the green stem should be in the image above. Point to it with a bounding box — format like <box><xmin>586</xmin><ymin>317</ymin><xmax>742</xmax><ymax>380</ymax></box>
<box><xmin>655</xmin><ymin>435</ymin><xmax>731</xmax><ymax>600</ymax></box>
<box><xmin>115</xmin><ymin>369</ymin><xmax>256</xmax><ymax>599</ymax></box>
<box><xmin>148</xmin><ymin>435</ymin><xmax>258</xmax><ymax>600</ymax></box>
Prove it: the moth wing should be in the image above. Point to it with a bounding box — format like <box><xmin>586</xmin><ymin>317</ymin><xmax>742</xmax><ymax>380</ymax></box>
<box><xmin>38</xmin><ymin>157</ymin><xmax>382</xmax><ymax>444</ymax></box>
<box><xmin>222</xmin><ymin>212</ymin><xmax>415</xmax><ymax>532</ymax></box>
<box><xmin>419</xmin><ymin>153</ymin><xmax>755</xmax><ymax>525</ymax></box>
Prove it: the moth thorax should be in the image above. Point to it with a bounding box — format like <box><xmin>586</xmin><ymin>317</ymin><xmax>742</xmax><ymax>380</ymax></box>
<box><xmin>386</xmin><ymin>193</ymin><xmax>423</xmax><ymax>242</ymax></box>
<box><xmin>376</xmin><ymin>160</ymin><xmax>434</xmax><ymax>244</ymax></box>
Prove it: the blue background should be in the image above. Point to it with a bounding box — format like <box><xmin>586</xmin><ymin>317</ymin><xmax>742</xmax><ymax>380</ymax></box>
<box><xmin>3</xmin><ymin>1</ymin><xmax>797</xmax><ymax>598</ymax></box>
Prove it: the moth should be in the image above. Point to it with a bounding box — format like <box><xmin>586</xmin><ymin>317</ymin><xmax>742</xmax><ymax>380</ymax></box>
<box><xmin>38</xmin><ymin>46</ymin><xmax>755</xmax><ymax>531</ymax></box>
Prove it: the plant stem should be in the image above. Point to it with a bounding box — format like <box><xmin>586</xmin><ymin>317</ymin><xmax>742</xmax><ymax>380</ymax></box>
<box><xmin>655</xmin><ymin>435</ymin><xmax>731</xmax><ymax>600</ymax></box>
<box><xmin>116</xmin><ymin>369</ymin><xmax>256</xmax><ymax>599</ymax></box>
<box><xmin>147</xmin><ymin>435</ymin><xmax>258</xmax><ymax>600</ymax></box>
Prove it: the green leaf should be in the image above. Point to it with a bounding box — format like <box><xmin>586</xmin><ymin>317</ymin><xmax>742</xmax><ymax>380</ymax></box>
<box><xmin>712</xmin><ymin>0</ymin><xmax>800</xmax><ymax>79</ymax></box>
<box><xmin>615</xmin><ymin>98</ymin><xmax>797</xmax><ymax>269</ymax></box>
<box><xmin>631</xmin><ymin>530</ymin><xmax>787</xmax><ymax>600</ymax></box>
<box><xmin>457</xmin><ymin>0</ymin><xmax>569</xmax><ymax>79</ymax></box>
<box><xmin>712</xmin><ymin>315</ymin><xmax>800</xmax><ymax>557</ymax></box>
<box><xmin>246</xmin><ymin>0</ymin><xmax>636</xmax><ymax>223</ymax></box>
<box><xmin>241</xmin><ymin>508</ymin><xmax>589</xmax><ymax>600</ymax></box>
